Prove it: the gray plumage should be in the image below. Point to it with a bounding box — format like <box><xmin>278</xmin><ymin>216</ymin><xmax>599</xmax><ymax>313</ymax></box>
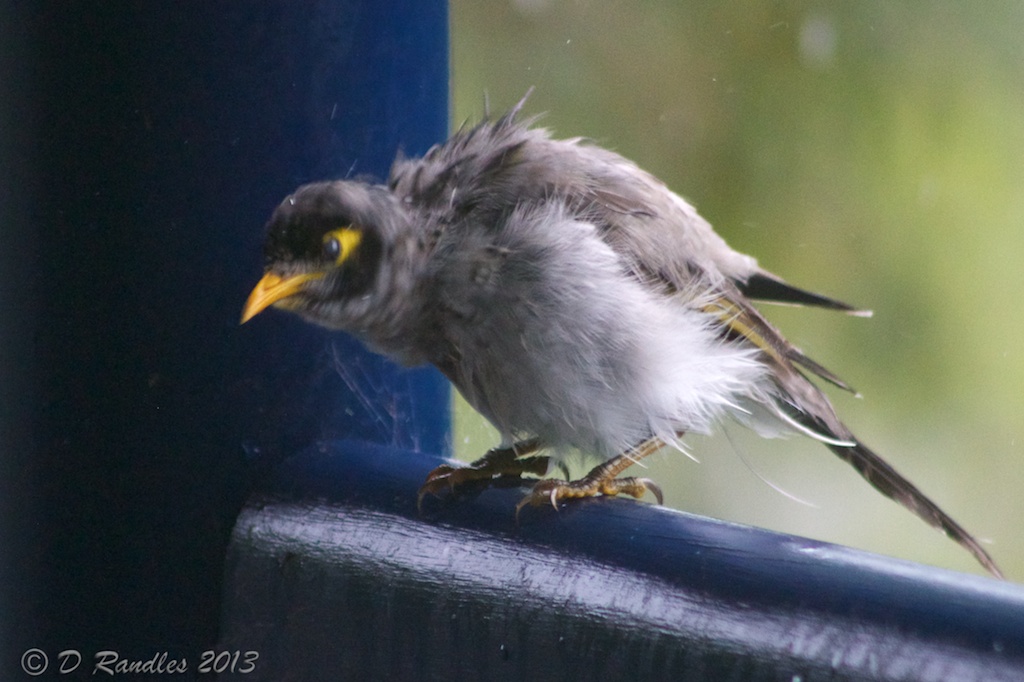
<box><xmin>243</xmin><ymin>101</ymin><xmax>1002</xmax><ymax>578</ymax></box>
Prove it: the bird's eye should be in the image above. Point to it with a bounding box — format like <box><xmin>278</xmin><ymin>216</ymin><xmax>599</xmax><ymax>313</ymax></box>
<box><xmin>322</xmin><ymin>236</ymin><xmax>341</xmax><ymax>261</ymax></box>
<box><xmin>322</xmin><ymin>227</ymin><xmax>363</xmax><ymax>266</ymax></box>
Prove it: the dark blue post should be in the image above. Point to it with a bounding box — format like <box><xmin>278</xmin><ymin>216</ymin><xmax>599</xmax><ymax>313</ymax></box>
<box><xmin>0</xmin><ymin>1</ymin><xmax>448</xmax><ymax>676</ymax></box>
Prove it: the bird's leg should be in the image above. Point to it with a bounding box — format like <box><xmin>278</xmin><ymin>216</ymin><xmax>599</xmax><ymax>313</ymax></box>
<box><xmin>417</xmin><ymin>437</ymin><xmax>546</xmax><ymax>511</ymax></box>
<box><xmin>515</xmin><ymin>436</ymin><xmax>668</xmax><ymax>519</ymax></box>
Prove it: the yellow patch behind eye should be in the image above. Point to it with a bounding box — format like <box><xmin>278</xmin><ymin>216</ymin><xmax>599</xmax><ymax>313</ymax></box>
<box><xmin>323</xmin><ymin>227</ymin><xmax>363</xmax><ymax>265</ymax></box>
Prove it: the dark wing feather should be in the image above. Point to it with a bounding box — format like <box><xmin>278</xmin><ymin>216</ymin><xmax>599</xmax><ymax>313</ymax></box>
<box><xmin>739</xmin><ymin>271</ymin><xmax>872</xmax><ymax>316</ymax></box>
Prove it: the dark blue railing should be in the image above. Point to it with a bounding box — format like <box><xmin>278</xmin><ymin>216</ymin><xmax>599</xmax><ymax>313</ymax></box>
<box><xmin>221</xmin><ymin>440</ymin><xmax>1024</xmax><ymax>680</ymax></box>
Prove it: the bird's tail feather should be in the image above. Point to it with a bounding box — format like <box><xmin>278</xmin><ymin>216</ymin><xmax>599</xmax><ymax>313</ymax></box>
<box><xmin>767</xmin><ymin>384</ymin><xmax>1003</xmax><ymax>578</ymax></box>
<box><xmin>823</xmin><ymin>436</ymin><xmax>1002</xmax><ymax>578</ymax></box>
<box><xmin>776</xmin><ymin>403</ymin><xmax>1006</xmax><ymax>579</ymax></box>
<box><xmin>711</xmin><ymin>286</ymin><xmax>1002</xmax><ymax>577</ymax></box>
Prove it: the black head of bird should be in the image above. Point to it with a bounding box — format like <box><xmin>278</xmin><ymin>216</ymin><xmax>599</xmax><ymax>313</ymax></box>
<box><xmin>243</xmin><ymin>180</ymin><xmax>433</xmax><ymax>362</ymax></box>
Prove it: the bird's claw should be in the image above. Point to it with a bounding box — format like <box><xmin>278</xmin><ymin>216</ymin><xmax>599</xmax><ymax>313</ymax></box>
<box><xmin>416</xmin><ymin>464</ymin><xmax>458</xmax><ymax>513</ymax></box>
<box><xmin>514</xmin><ymin>474</ymin><xmax>664</xmax><ymax>523</ymax></box>
<box><xmin>416</xmin><ymin>451</ymin><xmax>551</xmax><ymax>513</ymax></box>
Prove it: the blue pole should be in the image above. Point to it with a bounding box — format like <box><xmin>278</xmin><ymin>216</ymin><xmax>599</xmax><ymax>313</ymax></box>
<box><xmin>1</xmin><ymin>1</ymin><xmax>448</xmax><ymax>675</ymax></box>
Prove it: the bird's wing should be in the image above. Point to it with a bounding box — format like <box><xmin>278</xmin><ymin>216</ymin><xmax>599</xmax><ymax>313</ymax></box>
<box><xmin>699</xmin><ymin>284</ymin><xmax>1002</xmax><ymax>578</ymax></box>
<box><xmin>576</xmin><ymin>152</ymin><xmax>1001</xmax><ymax>576</ymax></box>
<box><xmin>698</xmin><ymin>284</ymin><xmax>1001</xmax><ymax>576</ymax></box>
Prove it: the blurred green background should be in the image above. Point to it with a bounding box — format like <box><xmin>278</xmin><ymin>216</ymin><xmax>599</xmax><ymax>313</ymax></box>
<box><xmin>447</xmin><ymin>1</ymin><xmax>1024</xmax><ymax>579</ymax></box>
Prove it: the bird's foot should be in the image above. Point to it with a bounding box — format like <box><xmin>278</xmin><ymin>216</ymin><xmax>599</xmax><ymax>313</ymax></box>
<box><xmin>514</xmin><ymin>450</ymin><xmax>664</xmax><ymax>521</ymax></box>
<box><xmin>417</xmin><ymin>438</ymin><xmax>545</xmax><ymax>512</ymax></box>
<box><xmin>514</xmin><ymin>476</ymin><xmax>663</xmax><ymax>520</ymax></box>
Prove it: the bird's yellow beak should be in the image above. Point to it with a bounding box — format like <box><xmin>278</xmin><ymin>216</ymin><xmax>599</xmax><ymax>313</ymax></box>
<box><xmin>240</xmin><ymin>271</ymin><xmax>323</xmax><ymax>323</ymax></box>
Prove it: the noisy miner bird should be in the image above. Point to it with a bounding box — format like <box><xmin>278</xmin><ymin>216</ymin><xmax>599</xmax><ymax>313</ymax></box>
<box><xmin>241</xmin><ymin>100</ymin><xmax>1002</xmax><ymax>578</ymax></box>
